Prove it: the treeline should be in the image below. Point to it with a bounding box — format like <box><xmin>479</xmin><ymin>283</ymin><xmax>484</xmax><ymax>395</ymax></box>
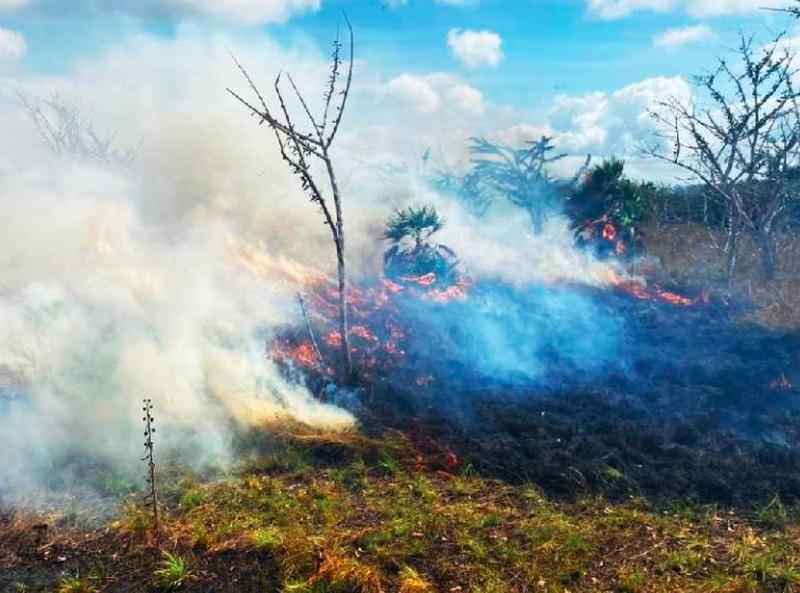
<box><xmin>433</xmin><ymin>31</ymin><xmax>800</xmax><ymax>283</ymax></box>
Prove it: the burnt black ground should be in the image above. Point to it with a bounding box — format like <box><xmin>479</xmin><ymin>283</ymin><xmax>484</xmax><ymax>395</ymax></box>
<box><xmin>309</xmin><ymin>281</ymin><xmax>800</xmax><ymax>506</ymax></box>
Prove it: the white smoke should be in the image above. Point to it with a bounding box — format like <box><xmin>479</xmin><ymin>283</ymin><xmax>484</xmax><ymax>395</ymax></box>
<box><xmin>0</xmin><ymin>25</ymin><xmax>626</xmax><ymax>504</ymax></box>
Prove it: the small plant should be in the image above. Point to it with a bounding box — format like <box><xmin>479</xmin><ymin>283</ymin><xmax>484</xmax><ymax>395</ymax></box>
<box><xmin>152</xmin><ymin>551</ymin><xmax>193</xmax><ymax>591</ymax></box>
<box><xmin>178</xmin><ymin>488</ymin><xmax>207</xmax><ymax>512</ymax></box>
<box><xmin>377</xmin><ymin>450</ymin><xmax>401</xmax><ymax>475</ymax></box>
<box><xmin>755</xmin><ymin>495</ymin><xmax>789</xmax><ymax>530</ymax></box>
<box><xmin>142</xmin><ymin>398</ymin><xmax>159</xmax><ymax>542</ymax></box>
<box><xmin>308</xmin><ymin>554</ymin><xmax>383</xmax><ymax>593</ymax></box>
<box><xmin>251</xmin><ymin>526</ymin><xmax>283</xmax><ymax>552</ymax></box>
<box><xmin>398</xmin><ymin>566</ymin><xmax>437</xmax><ymax>593</ymax></box>
<box><xmin>57</xmin><ymin>574</ymin><xmax>95</xmax><ymax>593</ymax></box>
<box><xmin>616</xmin><ymin>569</ymin><xmax>646</xmax><ymax>593</ymax></box>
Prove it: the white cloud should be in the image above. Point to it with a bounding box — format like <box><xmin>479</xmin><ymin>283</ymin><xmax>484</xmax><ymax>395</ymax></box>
<box><xmin>164</xmin><ymin>0</ymin><xmax>322</xmax><ymax>24</ymax></box>
<box><xmin>384</xmin><ymin>0</ymin><xmax>476</xmax><ymax>6</ymax></box>
<box><xmin>686</xmin><ymin>0</ymin><xmax>785</xmax><ymax>17</ymax></box>
<box><xmin>384</xmin><ymin>74</ymin><xmax>442</xmax><ymax>113</ymax></box>
<box><xmin>381</xmin><ymin>72</ymin><xmax>484</xmax><ymax>116</ymax></box>
<box><xmin>447</xmin><ymin>28</ymin><xmax>503</xmax><ymax>68</ymax></box>
<box><xmin>0</xmin><ymin>0</ymin><xmax>34</xmax><ymax>7</ymax></box>
<box><xmin>445</xmin><ymin>82</ymin><xmax>485</xmax><ymax>116</ymax></box>
<box><xmin>587</xmin><ymin>0</ymin><xmax>672</xmax><ymax>19</ymax></box>
<box><xmin>587</xmin><ymin>0</ymin><xmax>785</xmax><ymax>19</ymax></box>
<box><xmin>0</xmin><ymin>27</ymin><xmax>26</xmax><ymax>60</ymax></box>
<box><xmin>547</xmin><ymin>76</ymin><xmax>691</xmax><ymax>154</ymax></box>
<box><xmin>654</xmin><ymin>24</ymin><xmax>715</xmax><ymax>49</ymax></box>
<box><xmin>0</xmin><ymin>0</ymin><xmax>322</xmax><ymax>24</ymax></box>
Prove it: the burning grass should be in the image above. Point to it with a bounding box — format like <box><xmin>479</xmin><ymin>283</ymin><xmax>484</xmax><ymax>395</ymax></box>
<box><xmin>3</xmin><ymin>428</ymin><xmax>800</xmax><ymax>593</ymax></box>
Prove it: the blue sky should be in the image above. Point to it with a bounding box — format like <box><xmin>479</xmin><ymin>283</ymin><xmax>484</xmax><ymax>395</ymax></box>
<box><xmin>0</xmin><ymin>0</ymin><xmax>798</xmax><ymax>176</ymax></box>
<box><xmin>1</xmin><ymin>0</ymin><xmax>794</xmax><ymax>106</ymax></box>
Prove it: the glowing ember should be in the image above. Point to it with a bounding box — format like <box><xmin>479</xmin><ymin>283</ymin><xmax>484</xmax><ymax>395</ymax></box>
<box><xmin>272</xmin><ymin>340</ymin><xmax>320</xmax><ymax>368</ymax></box>
<box><xmin>351</xmin><ymin>325</ymin><xmax>379</xmax><ymax>342</ymax></box>
<box><xmin>445</xmin><ymin>451</ymin><xmax>460</xmax><ymax>469</ymax></box>
<box><xmin>602</xmin><ymin>223</ymin><xmax>618</xmax><ymax>241</ymax></box>
<box><xmin>324</xmin><ymin>331</ymin><xmax>342</xmax><ymax>348</ymax></box>
<box><xmin>403</xmin><ymin>272</ymin><xmax>437</xmax><ymax>286</ymax></box>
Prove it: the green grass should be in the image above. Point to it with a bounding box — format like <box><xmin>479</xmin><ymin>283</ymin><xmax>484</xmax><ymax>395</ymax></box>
<box><xmin>151</xmin><ymin>552</ymin><xmax>193</xmax><ymax>591</ymax></box>
<box><xmin>4</xmin><ymin>428</ymin><xmax>800</xmax><ymax>593</ymax></box>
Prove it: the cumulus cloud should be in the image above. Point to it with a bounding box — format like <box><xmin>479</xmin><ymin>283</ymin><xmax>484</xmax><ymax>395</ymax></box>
<box><xmin>587</xmin><ymin>0</ymin><xmax>784</xmax><ymax>19</ymax></box>
<box><xmin>0</xmin><ymin>0</ymin><xmax>322</xmax><ymax>24</ymax></box>
<box><xmin>0</xmin><ymin>27</ymin><xmax>26</xmax><ymax>60</ymax></box>
<box><xmin>654</xmin><ymin>24</ymin><xmax>715</xmax><ymax>49</ymax></box>
<box><xmin>546</xmin><ymin>76</ymin><xmax>691</xmax><ymax>155</ymax></box>
<box><xmin>381</xmin><ymin>72</ymin><xmax>484</xmax><ymax>116</ymax></box>
<box><xmin>384</xmin><ymin>74</ymin><xmax>442</xmax><ymax>113</ymax></box>
<box><xmin>172</xmin><ymin>0</ymin><xmax>321</xmax><ymax>24</ymax></box>
<box><xmin>447</xmin><ymin>28</ymin><xmax>503</xmax><ymax>68</ymax></box>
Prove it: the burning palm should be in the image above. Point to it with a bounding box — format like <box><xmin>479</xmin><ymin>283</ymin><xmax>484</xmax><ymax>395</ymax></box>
<box><xmin>381</xmin><ymin>204</ymin><xmax>461</xmax><ymax>287</ymax></box>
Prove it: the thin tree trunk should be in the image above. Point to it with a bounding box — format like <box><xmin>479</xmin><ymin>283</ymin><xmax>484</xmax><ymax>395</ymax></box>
<box><xmin>335</xmin><ymin>241</ymin><xmax>354</xmax><ymax>384</ymax></box>
<box><xmin>725</xmin><ymin>213</ymin><xmax>740</xmax><ymax>285</ymax></box>
<box><xmin>755</xmin><ymin>228</ymin><xmax>777</xmax><ymax>281</ymax></box>
<box><xmin>324</xmin><ymin>148</ymin><xmax>355</xmax><ymax>384</ymax></box>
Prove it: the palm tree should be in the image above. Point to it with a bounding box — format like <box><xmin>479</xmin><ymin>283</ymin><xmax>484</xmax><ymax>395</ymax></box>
<box><xmin>382</xmin><ymin>204</ymin><xmax>459</xmax><ymax>285</ymax></box>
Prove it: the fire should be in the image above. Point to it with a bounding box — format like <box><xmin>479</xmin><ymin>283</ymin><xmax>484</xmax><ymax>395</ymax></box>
<box><xmin>272</xmin><ymin>340</ymin><xmax>320</xmax><ymax>369</ymax></box>
<box><xmin>404</xmin><ymin>272</ymin><xmax>437</xmax><ymax>286</ymax></box>
<box><xmin>605</xmin><ymin>269</ymin><xmax>704</xmax><ymax>307</ymax></box>
<box><xmin>324</xmin><ymin>331</ymin><xmax>342</xmax><ymax>348</ymax></box>
<box><xmin>602</xmin><ymin>223</ymin><xmax>618</xmax><ymax>241</ymax></box>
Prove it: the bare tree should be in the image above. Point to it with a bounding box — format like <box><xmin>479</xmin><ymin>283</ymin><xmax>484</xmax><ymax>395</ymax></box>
<box><xmin>645</xmin><ymin>33</ymin><xmax>800</xmax><ymax>282</ymax></box>
<box><xmin>227</xmin><ymin>21</ymin><xmax>356</xmax><ymax>382</ymax></box>
<box><xmin>15</xmin><ymin>91</ymin><xmax>135</xmax><ymax>163</ymax></box>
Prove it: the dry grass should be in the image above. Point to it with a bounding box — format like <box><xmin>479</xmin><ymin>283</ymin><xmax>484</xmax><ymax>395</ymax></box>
<box><xmin>641</xmin><ymin>222</ymin><xmax>800</xmax><ymax>329</ymax></box>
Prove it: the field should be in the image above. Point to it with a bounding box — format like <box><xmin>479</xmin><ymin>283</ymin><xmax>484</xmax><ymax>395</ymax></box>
<box><xmin>4</xmin><ymin>222</ymin><xmax>800</xmax><ymax>593</ymax></box>
<box><xmin>3</xmin><ymin>427</ymin><xmax>800</xmax><ymax>593</ymax></box>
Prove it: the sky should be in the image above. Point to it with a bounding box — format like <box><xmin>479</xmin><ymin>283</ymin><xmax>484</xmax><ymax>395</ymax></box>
<box><xmin>0</xmin><ymin>0</ymin><xmax>797</xmax><ymax>174</ymax></box>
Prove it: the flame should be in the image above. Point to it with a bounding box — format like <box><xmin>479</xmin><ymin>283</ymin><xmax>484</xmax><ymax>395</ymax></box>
<box><xmin>227</xmin><ymin>238</ymin><xmax>326</xmax><ymax>286</ymax></box>
<box><xmin>602</xmin><ymin>223</ymin><xmax>618</xmax><ymax>241</ymax></box>
<box><xmin>351</xmin><ymin>325</ymin><xmax>379</xmax><ymax>342</ymax></box>
<box><xmin>272</xmin><ymin>340</ymin><xmax>320</xmax><ymax>369</ymax></box>
<box><xmin>604</xmin><ymin>269</ymin><xmax>703</xmax><ymax>307</ymax></box>
<box><xmin>403</xmin><ymin>272</ymin><xmax>437</xmax><ymax>287</ymax></box>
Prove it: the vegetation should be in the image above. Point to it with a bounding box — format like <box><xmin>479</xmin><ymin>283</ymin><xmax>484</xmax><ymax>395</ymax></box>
<box><xmin>646</xmin><ymin>33</ymin><xmax>800</xmax><ymax>282</ymax></box>
<box><xmin>3</xmin><ymin>429</ymin><xmax>800</xmax><ymax>593</ymax></box>
<box><xmin>382</xmin><ymin>204</ymin><xmax>460</xmax><ymax>284</ymax></box>
<box><xmin>435</xmin><ymin>136</ymin><xmax>584</xmax><ymax>228</ymax></box>
<box><xmin>228</xmin><ymin>21</ymin><xmax>357</xmax><ymax>382</ymax></box>
<box><xmin>151</xmin><ymin>552</ymin><xmax>193</xmax><ymax>591</ymax></box>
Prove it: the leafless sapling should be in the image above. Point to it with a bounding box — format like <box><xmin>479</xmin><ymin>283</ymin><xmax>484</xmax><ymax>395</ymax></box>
<box><xmin>227</xmin><ymin>21</ymin><xmax>356</xmax><ymax>383</ymax></box>
<box><xmin>142</xmin><ymin>398</ymin><xmax>159</xmax><ymax>543</ymax></box>
<box><xmin>15</xmin><ymin>91</ymin><xmax>136</xmax><ymax>163</ymax></box>
<box><xmin>645</xmin><ymin>33</ymin><xmax>800</xmax><ymax>282</ymax></box>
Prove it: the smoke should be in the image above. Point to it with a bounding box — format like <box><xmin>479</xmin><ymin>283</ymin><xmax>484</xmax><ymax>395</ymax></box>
<box><xmin>0</xmin><ymin>29</ymin><xmax>358</xmax><ymax>505</ymax></box>
<box><xmin>0</xmin><ymin>25</ymin><xmax>628</xmax><ymax>505</ymax></box>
